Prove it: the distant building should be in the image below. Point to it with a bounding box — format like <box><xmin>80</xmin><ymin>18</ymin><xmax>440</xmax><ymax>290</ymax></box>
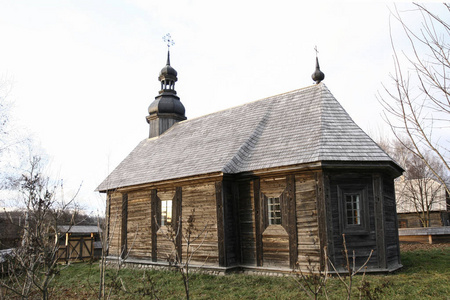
<box><xmin>56</xmin><ymin>225</ymin><xmax>102</xmax><ymax>262</ymax></box>
<box><xmin>97</xmin><ymin>51</ymin><xmax>403</xmax><ymax>273</ymax></box>
<box><xmin>396</xmin><ymin>178</ymin><xmax>450</xmax><ymax>228</ymax></box>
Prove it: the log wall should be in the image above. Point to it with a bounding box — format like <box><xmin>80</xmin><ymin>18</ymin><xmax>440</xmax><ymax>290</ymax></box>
<box><xmin>238</xmin><ymin>180</ymin><xmax>256</xmax><ymax>265</ymax></box>
<box><xmin>155</xmin><ymin>188</ymin><xmax>176</xmax><ymax>262</ymax></box>
<box><xmin>181</xmin><ymin>182</ymin><xmax>218</xmax><ymax>265</ymax></box>
<box><xmin>260</xmin><ymin>176</ymin><xmax>290</xmax><ymax>268</ymax></box>
<box><xmin>108</xmin><ymin>192</ymin><xmax>124</xmax><ymax>257</ymax></box>
<box><xmin>382</xmin><ymin>176</ymin><xmax>401</xmax><ymax>268</ymax></box>
<box><xmin>295</xmin><ymin>172</ymin><xmax>321</xmax><ymax>270</ymax></box>
<box><xmin>104</xmin><ymin>166</ymin><xmax>400</xmax><ymax>272</ymax></box>
<box><xmin>238</xmin><ymin>172</ymin><xmax>323</xmax><ymax>269</ymax></box>
<box><xmin>126</xmin><ymin>190</ymin><xmax>152</xmax><ymax>258</ymax></box>
<box><xmin>222</xmin><ymin>180</ymin><xmax>240</xmax><ymax>266</ymax></box>
<box><xmin>327</xmin><ymin>172</ymin><xmax>378</xmax><ymax>269</ymax></box>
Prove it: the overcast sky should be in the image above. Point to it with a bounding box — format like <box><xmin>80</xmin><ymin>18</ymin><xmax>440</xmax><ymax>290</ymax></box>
<box><xmin>0</xmin><ymin>1</ymin><xmax>446</xmax><ymax>213</ymax></box>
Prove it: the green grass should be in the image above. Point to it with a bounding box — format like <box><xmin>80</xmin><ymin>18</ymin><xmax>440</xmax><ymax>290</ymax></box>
<box><xmin>6</xmin><ymin>245</ymin><xmax>450</xmax><ymax>299</ymax></box>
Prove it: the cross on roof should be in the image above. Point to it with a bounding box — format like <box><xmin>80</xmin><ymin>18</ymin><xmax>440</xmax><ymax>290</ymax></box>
<box><xmin>163</xmin><ymin>33</ymin><xmax>175</xmax><ymax>49</ymax></box>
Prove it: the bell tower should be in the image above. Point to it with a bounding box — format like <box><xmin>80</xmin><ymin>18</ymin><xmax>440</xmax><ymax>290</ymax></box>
<box><xmin>147</xmin><ymin>34</ymin><xmax>186</xmax><ymax>138</ymax></box>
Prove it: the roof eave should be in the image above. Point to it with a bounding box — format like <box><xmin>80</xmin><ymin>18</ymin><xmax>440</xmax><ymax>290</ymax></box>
<box><xmin>99</xmin><ymin>171</ymin><xmax>225</xmax><ymax>193</ymax></box>
<box><xmin>321</xmin><ymin>160</ymin><xmax>404</xmax><ymax>177</ymax></box>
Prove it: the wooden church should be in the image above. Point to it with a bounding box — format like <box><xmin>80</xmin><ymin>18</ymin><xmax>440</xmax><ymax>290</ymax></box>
<box><xmin>97</xmin><ymin>49</ymin><xmax>403</xmax><ymax>273</ymax></box>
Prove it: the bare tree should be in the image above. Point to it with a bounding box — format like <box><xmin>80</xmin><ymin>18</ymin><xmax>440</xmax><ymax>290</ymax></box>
<box><xmin>0</xmin><ymin>155</ymin><xmax>79</xmax><ymax>300</ymax></box>
<box><xmin>395</xmin><ymin>148</ymin><xmax>447</xmax><ymax>227</ymax></box>
<box><xmin>378</xmin><ymin>3</ymin><xmax>450</xmax><ymax>196</ymax></box>
<box><xmin>327</xmin><ymin>235</ymin><xmax>374</xmax><ymax>300</ymax></box>
<box><xmin>292</xmin><ymin>252</ymin><xmax>329</xmax><ymax>300</ymax></box>
<box><xmin>155</xmin><ymin>209</ymin><xmax>209</xmax><ymax>300</ymax></box>
<box><xmin>0</xmin><ymin>75</ymin><xmax>12</xmax><ymax>149</ymax></box>
<box><xmin>378</xmin><ymin>138</ymin><xmax>447</xmax><ymax>227</ymax></box>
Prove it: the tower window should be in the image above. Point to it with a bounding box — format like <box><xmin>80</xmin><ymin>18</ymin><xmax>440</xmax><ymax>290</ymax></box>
<box><xmin>268</xmin><ymin>197</ymin><xmax>281</xmax><ymax>225</ymax></box>
<box><xmin>161</xmin><ymin>200</ymin><xmax>172</xmax><ymax>226</ymax></box>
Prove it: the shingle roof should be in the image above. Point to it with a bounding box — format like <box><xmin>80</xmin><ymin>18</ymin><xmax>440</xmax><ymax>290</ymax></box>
<box><xmin>58</xmin><ymin>225</ymin><xmax>102</xmax><ymax>234</ymax></box>
<box><xmin>97</xmin><ymin>83</ymin><xmax>396</xmax><ymax>191</ymax></box>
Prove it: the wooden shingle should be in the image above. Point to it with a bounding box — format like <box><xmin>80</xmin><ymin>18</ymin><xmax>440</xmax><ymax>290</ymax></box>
<box><xmin>97</xmin><ymin>83</ymin><xmax>395</xmax><ymax>192</ymax></box>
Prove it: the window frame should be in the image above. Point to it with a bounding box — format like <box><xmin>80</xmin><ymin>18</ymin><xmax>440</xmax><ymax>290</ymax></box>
<box><xmin>160</xmin><ymin>199</ymin><xmax>172</xmax><ymax>226</ymax></box>
<box><xmin>337</xmin><ymin>184</ymin><xmax>370</xmax><ymax>235</ymax></box>
<box><xmin>345</xmin><ymin>193</ymin><xmax>361</xmax><ymax>226</ymax></box>
<box><xmin>267</xmin><ymin>196</ymin><xmax>282</xmax><ymax>225</ymax></box>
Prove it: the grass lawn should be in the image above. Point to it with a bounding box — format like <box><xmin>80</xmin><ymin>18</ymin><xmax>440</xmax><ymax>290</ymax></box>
<box><xmin>5</xmin><ymin>244</ymin><xmax>450</xmax><ymax>299</ymax></box>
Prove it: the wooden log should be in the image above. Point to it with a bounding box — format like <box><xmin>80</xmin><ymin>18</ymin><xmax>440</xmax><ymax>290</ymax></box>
<box><xmin>215</xmin><ymin>181</ymin><xmax>225</xmax><ymax>267</ymax></box>
<box><xmin>151</xmin><ymin>189</ymin><xmax>157</xmax><ymax>262</ymax></box>
<box><xmin>121</xmin><ymin>193</ymin><xmax>128</xmax><ymax>259</ymax></box>
<box><xmin>254</xmin><ymin>178</ymin><xmax>263</xmax><ymax>266</ymax></box>
<box><xmin>286</xmin><ymin>174</ymin><xmax>297</xmax><ymax>269</ymax></box>
<box><xmin>373</xmin><ymin>174</ymin><xmax>387</xmax><ymax>269</ymax></box>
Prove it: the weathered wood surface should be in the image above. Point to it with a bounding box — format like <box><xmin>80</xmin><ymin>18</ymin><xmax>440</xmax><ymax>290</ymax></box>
<box><xmin>295</xmin><ymin>173</ymin><xmax>321</xmax><ymax>269</ymax></box>
<box><xmin>382</xmin><ymin>176</ymin><xmax>401</xmax><ymax>267</ymax></box>
<box><xmin>155</xmin><ymin>188</ymin><xmax>176</xmax><ymax>262</ymax></box>
<box><xmin>328</xmin><ymin>173</ymin><xmax>378</xmax><ymax>268</ymax></box>
<box><xmin>104</xmin><ymin>167</ymin><xmax>402</xmax><ymax>273</ymax></box>
<box><xmin>173</xmin><ymin>187</ymin><xmax>183</xmax><ymax>261</ymax></box>
<box><xmin>286</xmin><ymin>175</ymin><xmax>297</xmax><ymax>269</ymax></box>
<box><xmin>121</xmin><ymin>193</ymin><xmax>128</xmax><ymax>259</ymax></box>
<box><xmin>151</xmin><ymin>189</ymin><xmax>157</xmax><ymax>261</ymax></box>
<box><xmin>373</xmin><ymin>174</ymin><xmax>386</xmax><ymax>269</ymax></box>
<box><xmin>181</xmin><ymin>182</ymin><xmax>218</xmax><ymax>265</ymax></box>
<box><xmin>215</xmin><ymin>181</ymin><xmax>225</xmax><ymax>266</ymax></box>
<box><xmin>262</xmin><ymin>225</ymin><xmax>289</xmax><ymax>268</ymax></box>
<box><xmin>315</xmin><ymin>171</ymin><xmax>328</xmax><ymax>270</ymax></box>
<box><xmin>223</xmin><ymin>180</ymin><xmax>240</xmax><ymax>266</ymax></box>
<box><xmin>254</xmin><ymin>179</ymin><xmax>262</xmax><ymax>266</ymax></box>
<box><xmin>108</xmin><ymin>192</ymin><xmax>123</xmax><ymax>257</ymax></box>
<box><xmin>126</xmin><ymin>190</ymin><xmax>151</xmax><ymax>259</ymax></box>
<box><xmin>58</xmin><ymin>236</ymin><xmax>94</xmax><ymax>261</ymax></box>
<box><xmin>238</xmin><ymin>180</ymin><xmax>256</xmax><ymax>265</ymax></box>
<box><xmin>156</xmin><ymin>226</ymin><xmax>177</xmax><ymax>262</ymax></box>
<box><xmin>260</xmin><ymin>176</ymin><xmax>286</xmax><ymax>198</ymax></box>
<box><xmin>260</xmin><ymin>176</ymin><xmax>288</xmax><ymax>267</ymax></box>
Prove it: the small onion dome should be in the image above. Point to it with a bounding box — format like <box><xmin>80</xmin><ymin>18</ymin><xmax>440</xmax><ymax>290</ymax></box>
<box><xmin>311</xmin><ymin>57</ymin><xmax>325</xmax><ymax>84</ymax></box>
<box><xmin>159</xmin><ymin>64</ymin><xmax>178</xmax><ymax>78</ymax></box>
<box><xmin>159</xmin><ymin>51</ymin><xmax>178</xmax><ymax>81</ymax></box>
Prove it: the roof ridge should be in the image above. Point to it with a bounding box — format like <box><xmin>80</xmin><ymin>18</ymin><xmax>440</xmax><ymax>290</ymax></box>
<box><xmin>222</xmin><ymin>101</ymin><xmax>274</xmax><ymax>173</ymax></box>
<box><xmin>316</xmin><ymin>83</ymin><xmax>326</xmax><ymax>160</ymax></box>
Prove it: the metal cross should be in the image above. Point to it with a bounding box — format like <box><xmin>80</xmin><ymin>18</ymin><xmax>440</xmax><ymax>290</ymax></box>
<box><xmin>314</xmin><ymin>46</ymin><xmax>319</xmax><ymax>57</ymax></box>
<box><xmin>163</xmin><ymin>33</ymin><xmax>175</xmax><ymax>48</ymax></box>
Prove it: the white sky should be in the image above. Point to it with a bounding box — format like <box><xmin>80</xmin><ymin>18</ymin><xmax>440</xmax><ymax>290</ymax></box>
<box><xmin>0</xmin><ymin>1</ymin><xmax>446</xmax><ymax>214</ymax></box>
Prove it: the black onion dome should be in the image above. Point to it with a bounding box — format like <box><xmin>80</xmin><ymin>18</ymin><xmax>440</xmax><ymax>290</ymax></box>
<box><xmin>157</xmin><ymin>97</ymin><xmax>185</xmax><ymax>114</ymax></box>
<box><xmin>159</xmin><ymin>51</ymin><xmax>178</xmax><ymax>81</ymax></box>
<box><xmin>160</xmin><ymin>64</ymin><xmax>178</xmax><ymax>77</ymax></box>
<box><xmin>312</xmin><ymin>57</ymin><xmax>325</xmax><ymax>84</ymax></box>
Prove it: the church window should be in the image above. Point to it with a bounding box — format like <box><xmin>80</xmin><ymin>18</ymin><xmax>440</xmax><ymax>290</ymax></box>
<box><xmin>345</xmin><ymin>194</ymin><xmax>361</xmax><ymax>225</ymax></box>
<box><xmin>161</xmin><ymin>200</ymin><xmax>172</xmax><ymax>226</ymax></box>
<box><xmin>268</xmin><ymin>197</ymin><xmax>281</xmax><ymax>225</ymax></box>
<box><xmin>338</xmin><ymin>184</ymin><xmax>369</xmax><ymax>235</ymax></box>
